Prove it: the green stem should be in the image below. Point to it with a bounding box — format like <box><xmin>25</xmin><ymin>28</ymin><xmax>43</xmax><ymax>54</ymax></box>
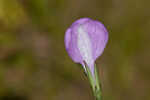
<box><xmin>94</xmin><ymin>65</ymin><xmax>102</xmax><ymax>100</ymax></box>
<box><xmin>86</xmin><ymin>64</ymin><xmax>102</xmax><ymax>100</ymax></box>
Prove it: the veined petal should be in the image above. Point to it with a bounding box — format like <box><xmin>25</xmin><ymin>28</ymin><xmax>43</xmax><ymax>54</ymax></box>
<box><xmin>77</xmin><ymin>25</ymin><xmax>95</xmax><ymax>75</ymax></box>
<box><xmin>77</xmin><ymin>25</ymin><xmax>93</xmax><ymax>67</ymax></box>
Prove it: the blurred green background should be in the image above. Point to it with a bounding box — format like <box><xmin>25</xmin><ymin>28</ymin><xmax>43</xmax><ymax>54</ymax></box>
<box><xmin>0</xmin><ymin>0</ymin><xmax>150</xmax><ymax>100</ymax></box>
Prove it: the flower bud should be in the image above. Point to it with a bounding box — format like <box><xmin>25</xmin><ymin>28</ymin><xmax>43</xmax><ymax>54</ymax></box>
<box><xmin>64</xmin><ymin>18</ymin><xmax>108</xmax><ymax>76</ymax></box>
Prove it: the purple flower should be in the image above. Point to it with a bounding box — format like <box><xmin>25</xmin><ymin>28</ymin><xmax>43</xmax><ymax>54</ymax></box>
<box><xmin>64</xmin><ymin>18</ymin><xmax>108</xmax><ymax>76</ymax></box>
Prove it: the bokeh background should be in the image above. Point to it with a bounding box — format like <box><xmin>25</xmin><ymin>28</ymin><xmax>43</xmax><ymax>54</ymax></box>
<box><xmin>0</xmin><ymin>0</ymin><xmax>150</xmax><ymax>100</ymax></box>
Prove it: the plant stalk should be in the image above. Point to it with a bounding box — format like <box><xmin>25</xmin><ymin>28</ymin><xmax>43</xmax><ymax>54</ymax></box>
<box><xmin>85</xmin><ymin>64</ymin><xmax>102</xmax><ymax>100</ymax></box>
